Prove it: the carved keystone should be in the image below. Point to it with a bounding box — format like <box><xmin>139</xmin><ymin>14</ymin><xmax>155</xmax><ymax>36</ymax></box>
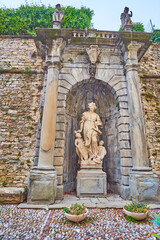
<box><xmin>86</xmin><ymin>45</ymin><xmax>100</xmax><ymax>64</ymax></box>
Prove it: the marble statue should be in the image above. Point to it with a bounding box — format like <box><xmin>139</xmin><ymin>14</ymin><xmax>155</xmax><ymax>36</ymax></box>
<box><xmin>120</xmin><ymin>7</ymin><xmax>132</xmax><ymax>28</ymax></box>
<box><xmin>75</xmin><ymin>102</ymin><xmax>107</xmax><ymax>167</ymax></box>
<box><xmin>53</xmin><ymin>4</ymin><xmax>64</xmax><ymax>22</ymax></box>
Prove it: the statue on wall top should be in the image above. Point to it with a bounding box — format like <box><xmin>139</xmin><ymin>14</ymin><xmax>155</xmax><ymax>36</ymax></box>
<box><xmin>53</xmin><ymin>4</ymin><xmax>64</xmax><ymax>22</ymax></box>
<box><xmin>75</xmin><ymin>102</ymin><xmax>107</xmax><ymax>167</ymax></box>
<box><xmin>120</xmin><ymin>7</ymin><xmax>133</xmax><ymax>28</ymax></box>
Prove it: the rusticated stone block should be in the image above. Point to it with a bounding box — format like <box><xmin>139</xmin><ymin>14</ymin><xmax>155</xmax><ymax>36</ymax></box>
<box><xmin>121</xmin><ymin>166</ymin><xmax>131</xmax><ymax>176</ymax></box>
<box><xmin>55</xmin><ymin>166</ymin><xmax>63</xmax><ymax>175</ymax></box>
<box><xmin>56</xmin><ymin>185</ymin><xmax>63</xmax><ymax>200</ymax></box>
<box><xmin>120</xmin><ymin>157</ymin><xmax>133</xmax><ymax>167</ymax></box>
<box><xmin>54</xmin><ymin>148</ymin><xmax>64</xmax><ymax>157</ymax></box>
<box><xmin>129</xmin><ymin>171</ymin><xmax>159</xmax><ymax>201</ymax></box>
<box><xmin>0</xmin><ymin>187</ymin><xmax>26</xmax><ymax>203</ymax></box>
<box><xmin>57</xmin><ymin>175</ymin><xmax>63</xmax><ymax>185</ymax></box>
<box><xmin>121</xmin><ymin>175</ymin><xmax>129</xmax><ymax>186</ymax></box>
<box><xmin>54</xmin><ymin>156</ymin><xmax>63</xmax><ymax>166</ymax></box>
<box><xmin>120</xmin><ymin>185</ymin><xmax>131</xmax><ymax>200</ymax></box>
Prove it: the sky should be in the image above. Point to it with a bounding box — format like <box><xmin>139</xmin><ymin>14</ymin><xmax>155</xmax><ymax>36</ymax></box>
<box><xmin>0</xmin><ymin>0</ymin><xmax>160</xmax><ymax>31</ymax></box>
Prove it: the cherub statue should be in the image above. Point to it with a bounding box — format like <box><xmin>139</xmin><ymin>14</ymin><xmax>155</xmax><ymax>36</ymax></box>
<box><xmin>94</xmin><ymin>140</ymin><xmax>107</xmax><ymax>165</ymax></box>
<box><xmin>120</xmin><ymin>7</ymin><xmax>133</xmax><ymax>28</ymax></box>
<box><xmin>75</xmin><ymin>131</ymin><xmax>89</xmax><ymax>164</ymax></box>
<box><xmin>53</xmin><ymin>4</ymin><xmax>64</xmax><ymax>22</ymax></box>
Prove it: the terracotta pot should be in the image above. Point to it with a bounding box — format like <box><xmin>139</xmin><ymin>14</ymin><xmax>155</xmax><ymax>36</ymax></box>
<box><xmin>123</xmin><ymin>208</ymin><xmax>148</xmax><ymax>220</ymax></box>
<box><xmin>64</xmin><ymin>208</ymin><xmax>88</xmax><ymax>222</ymax></box>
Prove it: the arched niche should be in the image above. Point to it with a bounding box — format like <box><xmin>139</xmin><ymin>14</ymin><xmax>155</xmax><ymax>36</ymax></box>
<box><xmin>64</xmin><ymin>78</ymin><xmax>121</xmax><ymax>194</ymax></box>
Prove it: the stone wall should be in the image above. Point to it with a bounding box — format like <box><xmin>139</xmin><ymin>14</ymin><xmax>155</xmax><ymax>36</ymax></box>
<box><xmin>0</xmin><ymin>37</ymin><xmax>44</xmax><ymax>188</ymax></box>
<box><xmin>140</xmin><ymin>43</ymin><xmax>160</xmax><ymax>181</ymax></box>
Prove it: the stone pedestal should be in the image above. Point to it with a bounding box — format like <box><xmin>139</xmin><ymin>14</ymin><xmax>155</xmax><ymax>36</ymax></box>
<box><xmin>27</xmin><ymin>168</ymin><xmax>57</xmax><ymax>204</ymax></box>
<box><xmin>77</xmin><ymin>167</ymin><xmax>107</xmax><ymax>197</ymax></box>
<box><xmin>122</xmin><ymin>24</ymin><xmax>133</xmax><ymax>31</ymax></box>
<box><xmin>129</xmin><ymin>170</ymin><xmax>159</xmax><ymax>201</ymax></box>
<box><xmin>52</xmin><ymin>21</ymin><xmax>61</xmax><ymax>29</ymax></box>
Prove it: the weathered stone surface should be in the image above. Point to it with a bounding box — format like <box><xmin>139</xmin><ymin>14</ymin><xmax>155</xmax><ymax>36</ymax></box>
<box><xmin>77</xmin><ymin>168</ymin><xmax>106</xmax><ymax>197</ymax></box>
<box><xmin>54</xmin><ymin>148</ymin><xmax>64</xmax><ymax>157</ymax></box>
<box><xmin>57</xmin><ymin>175</ymin><xmax>63</xmax><ymax>185</ymax></box>
<box><xmin>121</xmin><ymin>175</ymin><xmax>129</xmax><ymax>185</ymax></box>
<box><xmin>120</xmin><ymin>158</ymin><xmax>132</xmax><ymax>167</ymax></box>
<box><xmin>0</xmin><ymin>187</ymin><xmax>26</xmax><ymax>203</ymax></box>
<box><xmin>27</xmin><ymin>169</ymin><xmax>57</xmax><ymax>204</ymax></box>
<box><xmin>129</xmin><ymin>171</ymin><xmax>159</xmax><ymax>201</ymax></box>
<box><xmin>55</xmin><ymin>166</ymin><xmax>63</xmax><ymax>175</ymax></box>
<box><xmin>0</xmin><ymin>37</ymin><xmax>44</xmax><ymax>188</ymax></box>
<box><xmin>120</xmin><ymin>185</ymin><xmax>131</xmax><ymax>200</ymax></box>
<box><xmin>120</xmin><ymin>149</ymin><xmax>132</xmax><ymax>158</ymax></box>
<box><xmin>54</xmin><ymin>156</ymin><xmax>63</xmax><ymax>166</ymax></box>
<box><xmin>56</xmin><ymin>185</ymin><xmax>63</xmax><ymax>200</ymax></box>
<box><xmin>121</xmin><ymin>166</ymin><xmax>131</xmax><ymax>175</ymax></box>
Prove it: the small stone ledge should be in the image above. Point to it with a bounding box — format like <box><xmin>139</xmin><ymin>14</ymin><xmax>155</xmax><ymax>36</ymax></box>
<box><xmin>0</xmin><ymin>68</ymin><xmax>44</xmax><ymax>74</ymax></box>
<box><xmin>0</xmin><ymin>187</ymin><xmax>26</xmax><ymax>203</ymax></box>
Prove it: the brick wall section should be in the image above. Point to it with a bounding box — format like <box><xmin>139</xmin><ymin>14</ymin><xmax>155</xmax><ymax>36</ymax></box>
<box><xmin>139</xmin><ymin>43</ymin><xmax>160</xmax><ymax>179</ymax></box>
<box><xmin>0</xmin><ymin>37</ymin><xmax>44</xmax><ymax>188</ymax></box>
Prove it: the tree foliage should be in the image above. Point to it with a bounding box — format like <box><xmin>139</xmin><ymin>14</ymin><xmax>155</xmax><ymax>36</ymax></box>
<box><xmin>151</xmin><ymin>30</ymin><xmax>160</xmax><ymax>43</ymax></box>
<box><xmin>0</xmin><ymin>4</ymin><xmax>94</xmax><ymax>35</ymax></box>
<box><xmin>132</xmin><ymin>22</ymin><xmax>145</xmax><ymax>32</ymax></box>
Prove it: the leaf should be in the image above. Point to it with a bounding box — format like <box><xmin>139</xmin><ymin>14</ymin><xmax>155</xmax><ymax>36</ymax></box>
<box><xmin>151</xmin><ymin>233</ymin><xmax>160</xmax><ymax>239</ymax></box>
<box><xmin>151</xmin><ymin>219</ymin><xmax>160</xmax><ymax>227</ymax></box>
<box><xmin>153</xmin><ymin>214</ymin><xmax>160</xmax><ymax>222</ymax></box>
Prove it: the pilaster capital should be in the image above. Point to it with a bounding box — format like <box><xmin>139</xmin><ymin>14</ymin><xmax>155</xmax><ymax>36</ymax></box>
<box><xmin>127</xmin><ymin>41</ymin><xmax>141</xmax><ymax>61</ymax></box>
<box><xmin>46</xmin><ymin>38</ymin><xmax>66</xmax><ymax>67</ymax></box>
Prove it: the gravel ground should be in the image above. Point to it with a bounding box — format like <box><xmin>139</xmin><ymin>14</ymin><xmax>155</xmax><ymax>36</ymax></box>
<box><xmin>0</xmin><ymin>205</ymin><xmax>160</xmax><ymax>240</ymax></box>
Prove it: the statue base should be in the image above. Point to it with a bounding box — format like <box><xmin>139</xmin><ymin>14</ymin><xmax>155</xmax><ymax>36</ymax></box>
<box><xmin>122</xmin><ymin>24</ymin><xmax>133</xmax><ymax>32</ymax></box>
<box><xmin>52</xmin><ymin>21</ymin><xmax>61</xmax><ymax>29</ymax></box>
<box><xmin>77</xmin><ymin>167</ymin><xmax>107</xmax><ymax>197</ymax></box>
<box><xmin>27</xmin><ymin>168</ymin><xmax>57</xmax><ymax>204</ymax></box>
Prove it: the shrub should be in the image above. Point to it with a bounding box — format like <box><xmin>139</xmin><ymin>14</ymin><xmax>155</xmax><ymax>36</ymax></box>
<box><xmin>0</xmin><ymin>4</ymin><xmax>94</xmax><ymax>35</ymax></box>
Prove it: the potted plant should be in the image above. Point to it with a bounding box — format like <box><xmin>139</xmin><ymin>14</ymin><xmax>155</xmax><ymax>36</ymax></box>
<box><xmin>123</xmin><ymin>200</ymin><xmax>150</xmax><ymax>220</ymax></box>
<box><xmin>63</xmin><ymin>203</ymin><xmax>88</xmax><ymax>222</ymax></box>
<box><xmin>151</xmin><ymin>214</ymin><xmax>160</xmax><ymax>240</ymax></box>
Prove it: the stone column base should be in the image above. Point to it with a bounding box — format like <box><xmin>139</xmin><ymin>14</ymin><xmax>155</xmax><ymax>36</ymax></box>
<box><xmin>77</xmin><ymin>167</ymin><xmax>107</xmax><ymax>197</ymax></box>
<box><xmin>27</xmin><ymin>169</ymin><xmax>57</xmax><ymax>204</ymax></box>
<box><xmin>129</xmin><ymin>170</ymin><xmax>159</xmax><ymax>201</ymax></box>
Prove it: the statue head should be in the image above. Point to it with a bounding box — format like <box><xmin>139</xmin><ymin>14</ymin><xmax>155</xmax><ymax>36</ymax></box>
<box><xmin>124</xmin><ymin>7</ymin><xmax>129</xmax><ymax>13</ymax></box>
<box><xmin>56</xmin><ymin>4</ymin><xmax>61</xmax><ymax>10</ymax></box>
<box><xmin>75</xmin><ymin>131</ymin><xmax>82</xmax><ymax>138</ymax></box>
<box><xmin>88</xmin><ymin>102</ymin><xmax>97</xmax><ymax>111</ymax></box>
<box><xmin>99</xmin><ymin>140</ymin><xmax>104</xmax><ymax>146</ymax></box>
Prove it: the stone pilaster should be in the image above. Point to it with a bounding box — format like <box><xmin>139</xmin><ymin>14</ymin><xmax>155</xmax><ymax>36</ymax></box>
<box><xmin>125</xmin><ymin>41</ymin><xmax>159</xmax><ymax>201</ymax></box>
<box><xmin>27</xmin><ymin>38</ymin><xmax>65</xmax><ymax>204</ymax></box>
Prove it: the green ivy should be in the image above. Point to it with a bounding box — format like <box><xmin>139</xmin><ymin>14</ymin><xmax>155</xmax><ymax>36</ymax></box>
<box><xmin>151</xmin><ymin>30</ymin><xmax>160</xmax><ymax>43</ymax></box>
<box><xmin>0</xmin><ymin>4</ymin><xmax>94</xmax><ymax>35</ymax></box>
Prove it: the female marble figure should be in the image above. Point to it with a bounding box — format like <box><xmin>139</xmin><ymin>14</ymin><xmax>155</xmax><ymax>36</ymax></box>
<box><xmin>78</xmin><ymin>102</ymin><xmax>102</xmax><ymax>159</ymax></box>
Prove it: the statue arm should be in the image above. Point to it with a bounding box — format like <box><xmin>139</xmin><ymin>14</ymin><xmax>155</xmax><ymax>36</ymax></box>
<box><xmin>96</xmin><ymin>115</ymin><xmax>103</xmax><ymax>128</ymax></box>
<box><xmin>75</xmin><ymin>139</ymin><xmax>79</xmax><ymax>147</ymax></box>
<box><xmin>129</xmin><ymin>11</ymin><xmax>133</xmax><ymax>17</ymax></box>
